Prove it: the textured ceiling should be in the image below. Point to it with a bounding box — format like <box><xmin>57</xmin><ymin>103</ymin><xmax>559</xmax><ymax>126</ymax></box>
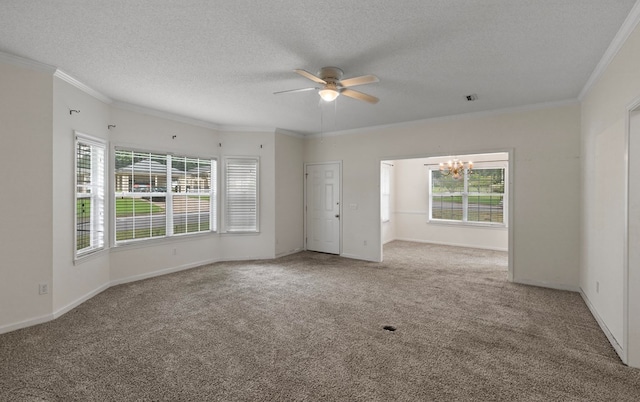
<box><xmin>0</xmin><ymin>1</ymin><xmax>637</xmax><ymax>134</ymax></box>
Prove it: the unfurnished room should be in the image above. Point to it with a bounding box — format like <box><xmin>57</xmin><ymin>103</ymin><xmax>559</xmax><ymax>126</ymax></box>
<box><xmin>2</xmin><ymin>1</ymin><xmax>640</xmax><ymax>400</ymax></box>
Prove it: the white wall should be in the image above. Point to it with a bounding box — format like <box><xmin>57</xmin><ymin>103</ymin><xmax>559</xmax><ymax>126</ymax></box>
<box><xmin>580</xmin><ymin>20</ymin><xmax>640</xmax><ymax>364</ymax></box>
<box><xmin>275</xmin><ymin>131</ymin><xmax>304</xmax><ymax>257</ymax></box>
<box><xmin>304</xmin><ymin>103</ymin><xmax>581</xmax><ymax>288</ymax></box>
<box><xmin>393</xmin><ymin>155</ymin><xmax>508</xmax><ymax>251</ymax></box>
<box><xmin>381</xmin><ymin>162</ymin><xmax>396</xmax><ymax>244</ymax></box>
<box><xmin>107</xmin><ymin>108</ymin><xmax>277</xmax><ymax>283</ymax></box>
<box><xmin>0</xmin><ymin>61</ymin><xmax>54</xmax><ymax>331</ymax></box>
<box><xmin>52</xmin><ymin>77</ymin><xmax>111</xmax><ymax>315</ymax></box>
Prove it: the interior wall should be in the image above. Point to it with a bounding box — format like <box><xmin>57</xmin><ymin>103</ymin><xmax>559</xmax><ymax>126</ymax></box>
<box><xmin>580</xmin><ymin>21</ymin><xmax>640</xmax><ymax>363</ymax></box>
<box><xmin>52</xmin><ymin>77</ymin><xmax>111</xmax><ymax>314</ymax></box>
<box><xmin>274</xmin><ymin>132</ymin><xmax>304</xmax><ymax>257</ymax></box>
<box><xmin>304</xmin><ymin>103</ymin><xmax>581</xmax><ymax>289</ymax></box>
<box><xmin>0</xmin><ymin>62</ymin><xmax>54</xmax><ymax>331</ymax></box>
<box><xmin>107</xmin><ymin>108</ymin><xmax>277</xmax><ymax>283</ymax></box>
<box><xmin>393</xmin><ymin>155</ymin><xmax>508</xmax><ymax>251</ymax></box>
<box><xmin>381</xmin><ymin>162</ymin><xmax>396</xmax><ymax>244</ymax></box>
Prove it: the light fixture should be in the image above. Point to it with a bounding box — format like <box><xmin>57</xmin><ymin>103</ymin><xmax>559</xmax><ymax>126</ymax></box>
<box><xmin>318</xmin><ymin>83</ymin><xmax>340</xmax><ymax>102</ymax></box>
<box><xmin>439</xmin><ymin>159</ymin><xmax>473</xmax><ymax>180</ymax></box>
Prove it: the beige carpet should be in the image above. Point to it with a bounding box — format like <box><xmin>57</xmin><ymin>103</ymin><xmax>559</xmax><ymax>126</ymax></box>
<box><xmin>1</xmin><ymin>241</ymin><xmax>639</xmax><ymax>401</ymax></box>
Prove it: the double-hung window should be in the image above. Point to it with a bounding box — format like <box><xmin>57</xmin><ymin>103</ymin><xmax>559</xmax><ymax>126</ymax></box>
<box><xmin>75</xmin><ymin>133</ymin><xmax>106</xmax><ymax>258</ymax></box>
<box><xmin>430</xmin><ymin>164</ymin><xmax>507</xmax><ymax>225</ymax></box>
<box><xmin>114</xmin><ymin>148</ymin><xmax>217</xmax><ymax>244</ymax></box>
<box><xmin>224</xmin><ymin>157</ymin><xmax>259</xmax><ymax>233</ymax></box>
<box><xmin>172</xmin><ymin>156</ymin><xmax>217</xmax><ymax>234</ymax></box>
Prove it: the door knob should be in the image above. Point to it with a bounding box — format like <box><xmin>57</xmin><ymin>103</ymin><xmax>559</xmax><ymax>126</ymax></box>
<box><xmin>335</xmin><ymin>214</ymin><xmax>340</xmax><ymax>218</ymax></box>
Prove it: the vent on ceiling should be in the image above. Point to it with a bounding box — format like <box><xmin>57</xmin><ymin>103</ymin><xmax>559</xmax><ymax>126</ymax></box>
<box><xmin>465</xmin><ymin>94</ymin><xmax>478</xmax><ymax>102</ymax></box>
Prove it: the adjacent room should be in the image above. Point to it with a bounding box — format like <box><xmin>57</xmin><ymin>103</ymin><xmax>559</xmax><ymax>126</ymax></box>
<box><xmin>2</xmin><ymin>1</ymin><xmax>640</xmax><ymax>400</ymax></box>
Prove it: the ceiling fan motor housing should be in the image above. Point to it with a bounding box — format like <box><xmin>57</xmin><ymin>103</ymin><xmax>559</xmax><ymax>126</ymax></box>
<box><xmin>318</xmin><ymin>67</ymin><xmax>344</xmax><ymax>84</ymax></box>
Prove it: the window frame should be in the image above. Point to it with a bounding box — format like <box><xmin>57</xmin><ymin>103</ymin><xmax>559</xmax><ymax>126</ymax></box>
<box><xmin>428</xmin><ymin>161</ymin><xmax>508</xmax><ymax>228</ymax></box>
<box><xmin>74</xmin><ymin>132</ymin><xmax>107</xmax><ymax>260</ymax></box>
<box><xmin>113</xmin><ymin>146</ymin><xmax>218</xmax><ymax>246</ymax></box>
<box><xmin>223</xmin><ymin>156</ymin><xmax>260</xmax><ymax>234</ymax></box>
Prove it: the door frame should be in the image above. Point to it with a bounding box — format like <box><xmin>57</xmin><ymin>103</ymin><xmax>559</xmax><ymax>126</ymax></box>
<box><xmin>378</xmin><ymin>149</ymin><xmax>514</xmax><ymax>281</ymax></box>
<box><xmin>624</xmin><ymin>96</ymin><xmax>640</xmax><ymax>367</ymax></box>
<box><xmin>304</xmin><ymin>161</ymin><xmax>343</xmax><ymax>254</ymax></box>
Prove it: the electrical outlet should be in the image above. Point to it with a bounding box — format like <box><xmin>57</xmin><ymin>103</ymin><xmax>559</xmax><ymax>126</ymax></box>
<box><xmin>596</xmin><ymin>281</ymin><xmax>600</xmax><ymax>293</ymax></box>
<box><xmin>39</xmin><ymin>283</ymin><xmax>49</xmax><ymax>295</ymax></box>
<box><xmin>363</xmin><ymin>240</ymin><xmax>367</xmax><ymax>246</ymax></box>
<box><xmin>172</xmin><ymin>248</ymin><xmax>177</xmax><ymax>255</ymax></box>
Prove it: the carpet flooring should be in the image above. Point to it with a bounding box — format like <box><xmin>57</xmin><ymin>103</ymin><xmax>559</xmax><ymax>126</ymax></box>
<box><xmin>1</xmin><ymin>241</ymin><xmax>640</xmax><ymax>401</ymax></box>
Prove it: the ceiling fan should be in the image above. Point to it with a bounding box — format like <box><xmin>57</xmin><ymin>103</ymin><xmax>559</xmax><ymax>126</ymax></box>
<box><xmin>274</xmin><ymin>67</ymin><xmax>379</xmax><ymax>104</ymax></box>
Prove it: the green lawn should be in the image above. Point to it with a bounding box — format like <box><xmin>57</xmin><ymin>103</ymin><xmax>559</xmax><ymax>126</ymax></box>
<box><xmin>116</xmin><ymin>197</ymin><xmax>164</xmax><ymax>217</ymax></box>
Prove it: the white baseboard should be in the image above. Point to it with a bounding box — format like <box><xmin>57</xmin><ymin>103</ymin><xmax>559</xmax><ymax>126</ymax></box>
<box><xmin>340</xmin><ymin>253</ymin><xmax>381</xmax><ymax>262</ymax></box>
<box><xmin>275</xmin><ymin>248</ymin><xmax>303</xmax><ymax>258</ymax></box>
<box><xmin>513</xmin><ymin>278</ymin><xmax>580</xmax><ymax>292</ymax></box>
<box><xmin>53</xmin><ymin>282</ymin><xmax>111</xmax><ymax>319</ymax></box>
<box><xmin>0</xmin><ymin>312</ymin><xmax>54</xmax><ymax>335</ymax></box>
<box><xmin>0</xmin><ymin>254</ymin><xmax>276</xmax><ymax>335</ymax></box>
<box><xmin>579</xmin><ymin>288</ymin><xmax>625</xmax><ymax>362</ymax></box>
<box><xmin>110</xmin><ymin>257</ymin><xmax>223</xmax><ymax>286</ymax></box>
<box><xmin>394</xmin><ymin>237</ymin><xmax>508</xmax><ymax>252</ymax></box>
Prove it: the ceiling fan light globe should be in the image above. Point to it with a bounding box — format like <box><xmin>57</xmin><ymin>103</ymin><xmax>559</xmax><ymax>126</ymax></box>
<box><xmin>319</xmin><ymin>89</ymin><xmax>339</xmax><ymax>102</ymax></box>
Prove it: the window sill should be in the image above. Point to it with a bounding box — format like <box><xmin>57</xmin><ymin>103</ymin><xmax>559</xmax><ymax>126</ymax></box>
<box><xmin>428</xmin><ymin>219</ymin><xmax>507</xmax><ymax>230</ymax></box>
<box><xmin>112</xmin><ymin>230</ymin><xmax>220</xmax><ymax>251</ymax></box>
<box><xmin>74</xmin><ymin>247</ymin><xmax>109</xmax><ymax>265</ymax></box>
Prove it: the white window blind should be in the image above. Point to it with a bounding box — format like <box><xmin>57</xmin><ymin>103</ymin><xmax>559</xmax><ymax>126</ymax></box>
<box><xmin>75</xmin><ymin>134</ymin><xmax>106</xmax><ymax>258</ymax></box>
<box><xmin>225</xmin><ymin>158</ymin><xmax>259</xmax><ymax>232</ymax></box>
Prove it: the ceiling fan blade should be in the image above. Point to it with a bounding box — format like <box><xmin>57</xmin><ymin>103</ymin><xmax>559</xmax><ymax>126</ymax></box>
<box><xmin>294</xmin><ymin>69</ymin><xmax>327</xmax><ymax>84</ymax></box>
<box><xmin>341</xmin><ymin>88</ymin><xmax>379</xmax><ymax>104</ymax></box>
<box><xmin>339</xmin><ymin>74</ymin><xmax>379</xmax><ymax>88</ymax></box>
<box><xmin>273</xmin><ymin>87</ymin><xmax>318</xmax><ymax>95</ymax></box>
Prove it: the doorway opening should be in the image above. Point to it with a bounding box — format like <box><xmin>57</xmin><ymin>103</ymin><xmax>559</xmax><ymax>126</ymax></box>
<box><xmin>380</xmin><ymin>151</ymin><xmax>512</xmax><ymax>278</ymax></box>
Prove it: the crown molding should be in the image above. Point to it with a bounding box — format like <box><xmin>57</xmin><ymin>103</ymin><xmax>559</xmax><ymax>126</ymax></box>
<box><xmin>112</xmin><ymin>101</ymin><xmax>223</xmax><ymax>130</ymax></box>
<box><xmin>275</xmin><ymin>128</ymin><xmax>306</xmax><ymax>138</ymax></box>
<box><xmin>54</xmin><ymin>69</ymin><xmax>112</xmax><ymax>104</ymax></box>
<box><xmin>579</xmin><ymin>0</ymin><xmax>640</xmax><ymax>101</ymax></box>
<box><xmin>307</xmin><ymin>98</ymin><xmax>579</xmax><ymax>139</ymax></box>
<box><xmin>218</xmin><ymin>124</ymin><xmax>276</xmax><ymax>133</ymax></box>
<box><xmin>0</xmin><ymin>50</ymin><xmax>56</xmax><ymax>73</ymax></box>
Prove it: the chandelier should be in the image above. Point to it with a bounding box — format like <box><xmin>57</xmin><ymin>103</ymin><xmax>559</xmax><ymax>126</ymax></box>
<box><xmin>439</xmin><ymin>159</ymin><xmax>473</xmax><ymax>180</ymax></box>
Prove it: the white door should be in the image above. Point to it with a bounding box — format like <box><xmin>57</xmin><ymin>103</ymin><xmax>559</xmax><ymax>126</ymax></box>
<box><xmin>306</xmin><ymin>163</ymin><xmax>341</xmax><ymax>254</ymax></box>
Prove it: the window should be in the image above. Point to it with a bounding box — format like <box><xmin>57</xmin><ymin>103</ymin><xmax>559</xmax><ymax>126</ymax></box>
<box><xmin>224</xmin><ymin>157</ymin><xmax>259</xmax><ymax>232</ymax></box>
<box><xmin>75</xmin><ymin>134</ymin><xmax>106</xmax><ymax>258</ymax></box>
<box><xmin>381</xmin><ymin>163</ymin><xmax>391</xmax><ymax>222</ymax></box>
<box><xmin>172</xmin><ymin>156</ymin><xmax>217</xmax><ymax>234</ymax></box>
<box><xmin>114</xmin><ymin>148</ymin><xmax>217</xmax><ymax>244</ymax></box>
<box><xmin>430</xmin><ymin>164</ymin><xmax>506</xmax><ymax>225</ymax></box>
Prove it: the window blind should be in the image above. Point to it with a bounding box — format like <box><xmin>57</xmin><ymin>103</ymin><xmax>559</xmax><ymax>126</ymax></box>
<box><xmin>225</xmin><ymin>158</ymin><xmax>258</xmax><ymax>232</ymax></box>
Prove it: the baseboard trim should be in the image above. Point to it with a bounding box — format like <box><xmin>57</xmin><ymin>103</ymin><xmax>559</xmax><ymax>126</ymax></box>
<box><xmin>275</xmin><ymin>248</ymin><xmax>303</xmax><ymax>258</ymax></box>
<box><xmin>394</xmin><ymin>238</ymin><xmax>508</xmax><ymax>252</ymax></box>
<box><xmin>110</xmin><ymin>258</ymin><xmax>223</xmax><ymax>287</ymax></box>
<box><xmin>53</xmin><ymin>283</ymin><xmax>111</xmax><ymax>320</ymax></box>
<box><xmin>1</xmin><ymin>254</ymin><xmax>278</xmax><ymax>335</ymax></box>
<box><xmin>340</xmin><ymin>253</ymin><xmax>380</xmax><ymax>262</ymax></box>
<box><xmin>0</xmin><ymin>313</ymin><xmax>54</xmax><ymax>335</ymax></box>
<box><xmin>579</xmin><ymin>288</ymin><xmax>625</xmax><ymax>362</ymax></box>
<box><xmin>513</xmin><ymin>278</ymin><xmax>580</xmax><ymax>292</ymax></box>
